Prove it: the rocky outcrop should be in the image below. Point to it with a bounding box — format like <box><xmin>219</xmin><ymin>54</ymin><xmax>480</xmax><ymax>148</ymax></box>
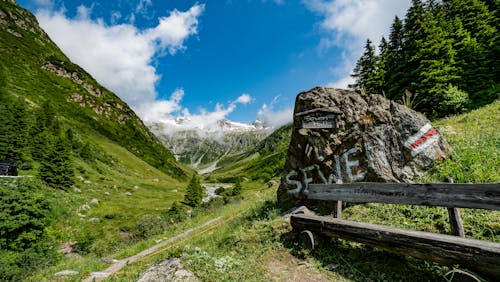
<box><xmin>137</xmin><ymin>258</ymin><xmax>199</xmax><ymax>282</ymax></box>
<box><xmin>278</xmin><ymin>87</ymin><xmax>452</xmax><ymax>210</ymax></box>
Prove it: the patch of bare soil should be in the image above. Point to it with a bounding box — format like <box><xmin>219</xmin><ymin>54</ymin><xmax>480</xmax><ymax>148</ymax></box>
<box><xmin>265</xmin><ymin>250</ymin><xmax>342</xmax><ymax>282</ymax></box>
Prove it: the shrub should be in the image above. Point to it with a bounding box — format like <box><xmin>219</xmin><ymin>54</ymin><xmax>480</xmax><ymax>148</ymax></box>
<box><xmin>166</xmin><ymin>201</ymin><xmax>188</xmax><ymax>224</ymax></box>
<box><xmin>0</xmin><ymin>178</ymin><xmax>58</xmax><ymax>280</ymax></box>
<box><xmin>438</xmin><ymin>84</ymin><xmax>470</xmax><ymax>114</ymax></box>
<box><xmin>133</xmin><ymin>214</ymin><xmax>164</xmax><ymax>239</ymax></box>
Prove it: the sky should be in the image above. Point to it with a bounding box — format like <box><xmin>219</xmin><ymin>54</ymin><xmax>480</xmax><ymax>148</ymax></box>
<box><xmin>17</xmin><ymin>0</ymin><xmax>410</xmax><ymax>132</ymax></box>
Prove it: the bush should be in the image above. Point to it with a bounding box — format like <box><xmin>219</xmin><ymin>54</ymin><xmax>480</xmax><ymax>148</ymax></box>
<box><xmin>0</xmin><ymin>178</ymin><xmax>58</xmax><ymax>280</ymax></box>
<box><xmin>166</xmin><ymin>201</ymin><xmax>188</xmax><ymax>224</ymax></box>
<box><xmin>438</xmin><ymin>84</ymin><xmax>470</xmax><ymax>114</ymax></box>
<box><xmin>133</xmin><ymin>214</ymin><xmax>164</xmax><ymax>239</ymax></box>
<box><xmin>214</xmin><ymin>187</ymin><xmax>225</xmax><ymax>195</ymax></box>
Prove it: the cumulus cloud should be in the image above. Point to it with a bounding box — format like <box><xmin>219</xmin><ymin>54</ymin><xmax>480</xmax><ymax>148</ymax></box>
<box><xmin>36</xmin><ymin>4</ymin><xmax>204</xmax><ymax>110</ymax></box>
<box><xmin>235</xmin><ymin>93</ymin><xmax>252</xmax><ymax>104</ymax></box>
<box><xmin>303</xmin><ymin>0</ymin><xmax>410</xmax><ymax>88</ymax></box>
<box><xmin>257</xmin><ymin>96</ymin><xmax>293</xmax><ymax>128</ymax></box>
<box><xmin>138</xmin><ymin>89</ymin><xmax>255</xmax><ymax>134</ymax></box>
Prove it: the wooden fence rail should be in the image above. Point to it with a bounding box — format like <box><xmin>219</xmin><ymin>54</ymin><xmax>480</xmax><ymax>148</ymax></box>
<box><xmin>307</xmin><ymin>183</ymin><xmax>500</xmax><ymax>210</ymax></box>
<box><xmin>291</xmin><ymin>214</ymin><xmax>500</xmax><ymax>278</ymax></box>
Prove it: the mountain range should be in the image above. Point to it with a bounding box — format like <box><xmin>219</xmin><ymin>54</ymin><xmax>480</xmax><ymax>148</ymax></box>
<box><xmin>148</xmin><ymin>118</ymin><xmax>272</xmax><ymax>171</ymax></box>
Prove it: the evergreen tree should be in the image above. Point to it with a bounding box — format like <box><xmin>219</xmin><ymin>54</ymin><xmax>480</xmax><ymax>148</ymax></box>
<box><xmin>385</xmin><ymin>16</ymin><xmax>406</xmax><ymax>99</ymax></box>
<box><xmin>38</xmin><ymin>135</ymin><xmax>75</xmax><ymax>190</ymax></box>
<box><xmin>410</xmin><ymin>7</ymin><xmax>460</xmax><ymax>115</ymax></box>
<box><xmin>30</xmin><ymin>101</ymin><xmax>59</xmax><ymax>160</ymax></box>
<box><xmin>0</xmin><ymin>97</ymin><xmax>30</xmax><ymax>162</ymax></box>
<box><xmin>183</xmin><ymin>174</ymin><xmax>204</xmax><ymax>207</ymax></box>
<box><xmin>350</xmin><ymin>39</ymin><xmax>380</xmax><ymax>94</ymax></box>
<box><xmin>402</xmin><ymin>0</ymin><xmax>428</xmax><ymax>97</ymax></box>
<box><xmin>444</xmin><ymin>0</ymin><xmax>498</xmax><ymax>105</ymax></box>
<box><xmin>374</xmin><ymin>36</ymin><xmax>389</xmax><ymax>94</ymax></box>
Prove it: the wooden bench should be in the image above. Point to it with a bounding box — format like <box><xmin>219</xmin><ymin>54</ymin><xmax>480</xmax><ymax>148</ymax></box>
<box><xmin>290</xmin><ymin>182</ymin><xmax>500</xmax><ymax>278</ymax></box>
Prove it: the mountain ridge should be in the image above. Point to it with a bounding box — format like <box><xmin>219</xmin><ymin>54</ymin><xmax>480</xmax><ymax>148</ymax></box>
<box><xmin>0</xmin><ymin>0</ymin><xmax>188</xmax><ymax>179</ymax></box>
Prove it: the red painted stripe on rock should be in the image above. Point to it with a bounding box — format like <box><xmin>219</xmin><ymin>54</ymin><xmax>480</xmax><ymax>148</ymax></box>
<box><xmin>408</xmin><ymin>128</ymin><xmax>438</xmax><ymax>150</ymax></box>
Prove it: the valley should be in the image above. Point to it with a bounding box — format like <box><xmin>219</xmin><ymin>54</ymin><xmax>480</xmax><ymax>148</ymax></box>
<box><xmin>0</xmin><ymin>0</ymin><xmax>499</xmax><ymax>281</ymax></box>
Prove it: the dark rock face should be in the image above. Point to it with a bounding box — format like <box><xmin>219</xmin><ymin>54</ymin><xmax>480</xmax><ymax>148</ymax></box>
<box><xmin>277</xmin><ymin>87</ymin><xmax>452</xmax><ymax>210</ymax></box>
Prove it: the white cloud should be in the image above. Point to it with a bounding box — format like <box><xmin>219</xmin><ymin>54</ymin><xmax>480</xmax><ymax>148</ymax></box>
<box><xmin>136</xmin><ymin>0</ymin><xmax>152</xmax><ymax>14</ymax></box>
<box><xmin>36</xmin><ymin>4</ymin><xmax>204</xmax><ymax>110</ymax></box>
<box><xmin>235</xmin><ymin>93</ymin><xmax>252</xmax><ymax>104</ymax></box>
<box><xmin>257</xmin><ymin>95</ymin><xmax>293</xmax><ymax>128</ymax></box>
<box><xmin>138</xmin><ymin>89</ymin><xmax>255</xmax><ymax>134</ymax></box>
<box><xmin>303</xmin><ymin>0</ymin><xmax>410</xmax><ymax>87</ymax></box>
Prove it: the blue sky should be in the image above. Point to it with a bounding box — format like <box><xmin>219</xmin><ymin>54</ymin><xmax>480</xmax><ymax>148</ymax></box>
<box><xmin>17</xmin><ymin>0</ymin><xmax>409</xmax><ymax>131</ymax></box>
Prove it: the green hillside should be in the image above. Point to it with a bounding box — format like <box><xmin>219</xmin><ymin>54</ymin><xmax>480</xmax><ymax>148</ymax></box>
<box><xmin>206</xmin><ymin>123</ymin><xmax>292</xmax><ymax>183</ymax></box>
<box><xmin>0</xmin><ymin>0</ymin><xmax>187</xmax><ymax>180</ymax></box>
<box><xmin>0</xmin><ymin>1</ymin><xmax>194</xmax><ymax>280</ymax></box>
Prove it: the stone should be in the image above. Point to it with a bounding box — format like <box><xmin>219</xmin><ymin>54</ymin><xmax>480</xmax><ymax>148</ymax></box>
<box><xmin>54</xmin><ymin>270</ymin><xmax>79</xmax><ymax>276</ymax></box>
<box><xmin>58</xmin><ymin>242</ymin><xmax>76</xmax><ymax>255</ymax></box>
<box><xmin>102</xmin><ymin>257</ymin><xmax>118</xmax><ymax>264</ymax></box>
<box><xmin>73</xmin><ymin>187</ymin><xmax>81</xmax><ymax>193</ymax></box>
<box><xmin>137</xmin><ymin>258</ymin><xmax>200</xmax><ymax>282</ymax></box>
<box><xmin>90</xmin><ymin>198</ymin><xmax>99</xmax><ymax>205</ymax></box>
<box><xmin>267</xmin><ymin>180</ymin><xmax>280</xmax><ymax>188</ymax></box>
<box><xmin>89</xmin><ymin>217</ymin><xmax>100</xmax><ymax>223</ymax></box>
<box><xmin>125</xmin><ymin>192</ymin><xmax>132</xmax><ymax>196</ymax></box>
<box><xmin>277</xmin><ymin>87</ymin><xmax>452</xmax><ymax>210</ymax></box>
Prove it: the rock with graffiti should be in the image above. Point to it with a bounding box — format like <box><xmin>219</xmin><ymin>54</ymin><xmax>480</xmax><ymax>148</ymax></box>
<box><xmin>277</xmin><ymin>87</ymin><xmax>452</xmax><ymax>210</ymax></box>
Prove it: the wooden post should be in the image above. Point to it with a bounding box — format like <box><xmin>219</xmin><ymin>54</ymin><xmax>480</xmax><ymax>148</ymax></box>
<box><xmin>445</xmin><ymin>178</ymin><xmax>465</xmax><ymax>237</ymax></box>
<box><xmin>333</xmin><ymin>200</ymin><xmax>342</xmax><ymax>219</ymax></box>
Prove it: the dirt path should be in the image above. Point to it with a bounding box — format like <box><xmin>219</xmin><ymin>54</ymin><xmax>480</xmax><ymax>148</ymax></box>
<box><xmin>83</xmin><ymin>217</ymin><xmax>223</xmax><ymax>282</ymax></box>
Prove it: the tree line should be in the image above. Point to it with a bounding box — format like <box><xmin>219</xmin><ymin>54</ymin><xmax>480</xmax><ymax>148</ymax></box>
<box><xmin>0</xmin><ymin>87</ymin><xmax>75</xmax><ymax>189</ymax></box>
<box><xmin>350</xmin><ymin>0</ymin><xmax>498</xmax><ymax>117</ymax></box>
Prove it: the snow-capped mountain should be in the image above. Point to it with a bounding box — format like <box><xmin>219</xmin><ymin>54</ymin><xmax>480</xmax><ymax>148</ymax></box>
<box><xmin>148</xmin><ymin>118</ymin><xmax>272</xmax><ymax>172</ymax></box>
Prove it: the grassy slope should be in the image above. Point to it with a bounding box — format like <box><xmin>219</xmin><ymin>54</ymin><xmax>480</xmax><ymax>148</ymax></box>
<box><xmin>0</xmin><ymin>1</ymin><xmax>188</xmax><ymax>180</ymax></box>
<box><xmin>100</xmin><ymin>102</ymin><xmax>498</xmax><ymax>281</ymax></box>
<box><xmin>0</xmin><ymin>1</ymin><xmax>196</xmax><ymax>273</ymax></box>
<box><xmin>206</xmin><ymin>123</ymin><xmax>292</xmax><ymax>183</ymax></box>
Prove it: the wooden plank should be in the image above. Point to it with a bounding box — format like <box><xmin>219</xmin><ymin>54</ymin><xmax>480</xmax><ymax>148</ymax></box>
<box><xmin>291</xmin><ymin>214</ymin><xmax>500</xmax><ymax>278</ymax></box>
<box><xmin>307</xmin><ymin>183</ymin><xmax>500</xmax><ymax>210</ymax></box>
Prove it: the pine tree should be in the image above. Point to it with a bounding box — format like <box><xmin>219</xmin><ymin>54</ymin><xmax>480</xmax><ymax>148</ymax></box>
<box><xmin>443</xmin><ymin>0</ymin><xmax>498</xmax><ymax>106</ymax></box>
<box><xmin>416</xmin><ymin>7</ymin><xmax>461</xmax><ymax>115</ymax></box>
<box><xmin>350</xmin><ymin>39</ymin><xmax>380</xmax><ymax>94</ymax></box>
<box><xmin>0</xmin><ymin>97</ymin><xmax>30</xmax><ymax>162</ymax></box>
<box><xmin>183</xmin><ymin>174</ymin><xmax>204</xmax><ymax>207</ymax></box>
<box><xmin>38</xmin><ymin>135</ymin><xmax>75</xmax><ymax>190</ymax></box>
<box><xmin>374</xmin><ymin>36</ymin><xmax>389</xmax><ymax>94</ymax></box>
<box><xmin>30</xmin><ymin>101</ymin><xmax>59</xmax><ymax>160</ymax></box>
<box><xmin>385</xmin><ymin>16</ymin><xmax>406</xmax><ymax>100</ymax></box>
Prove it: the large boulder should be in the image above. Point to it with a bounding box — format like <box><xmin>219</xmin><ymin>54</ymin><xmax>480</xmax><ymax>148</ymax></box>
<box><xmin>277</xmin><ymin>87</ymin><xmax>452</xmax><ymax>210</ymax></box>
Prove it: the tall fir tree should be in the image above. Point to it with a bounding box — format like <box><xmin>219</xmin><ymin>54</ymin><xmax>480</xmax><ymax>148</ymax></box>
<box><xmin>443</xmin><ymin>0</ymin><xmax>498</xmax><ymax>106</ymax></box>
<box><xmin>0</xmin><ymin>97</ymin><xmax>30</xmax><ymax>162</ymax></box>
<box><xmin>38</xmin><ymin>134</ymin><xmax>75</xmax><ymax>190</ymax></box>
<box><xmin>183</xmin><ymin>174</ymin><xmax>204</xmax><ymax>207</ymax></box>
<box><xmin>350</xmin><ymin>39</ymin><xmax>380</xmax><ymax>94</ymax></box>
<box><xmin>385</xmin><ymin>16</ymin><xmax>406</xmax><ymax>100</ymax></box>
